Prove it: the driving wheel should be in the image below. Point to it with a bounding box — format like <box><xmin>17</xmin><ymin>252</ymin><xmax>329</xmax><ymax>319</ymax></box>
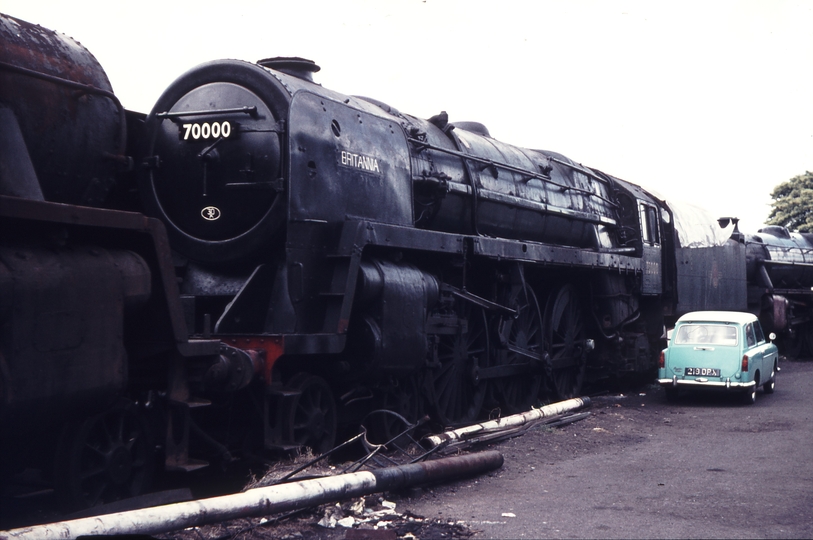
<box><xmin>427</xmin><ymin>303</ymin><xmax>490</xmax><ymax>427</ymax></box>
<box><xmin>282</xmin><ymin>374</ymin><xmax>337</xmax><ymax>455</ymax></box>
<box><xmin>54</xmin><ymin>399</ymin><xmax>154</xmax><ymax>511</ymax></box>
<box><xmin>366</xmin><ymin>376</ymin><xmax>422</xmax><ymax>445</ymax></box>
<box><xmin>780</xmin><ymin>327</ymin><xmax>804</xmax><ymax>358</ymax></box>
<box><xmin>493</xmin><ymin>285</ymin><xmax>544</xmax><ymax>414</ymax></box>
<box><xmin>545</xmin><ymin>284</ymin><xmax>587</xmax><ymax>400</ymax></box>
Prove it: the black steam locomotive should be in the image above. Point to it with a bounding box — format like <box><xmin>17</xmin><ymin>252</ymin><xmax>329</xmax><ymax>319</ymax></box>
<box><xmin>1</xmin><ymin>13</ymin><xmax>809</xmax><ymax>511</ymax></box>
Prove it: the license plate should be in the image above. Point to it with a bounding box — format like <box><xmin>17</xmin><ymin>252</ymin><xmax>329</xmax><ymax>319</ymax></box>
<box><xmin>686</xmin><ymin>367</ymin><xmax>720</xmax><ymax>377</ymax></box>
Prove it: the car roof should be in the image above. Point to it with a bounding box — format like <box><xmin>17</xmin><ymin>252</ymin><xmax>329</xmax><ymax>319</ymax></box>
<box><xmin>676</xmin><ymin>311</ymin><xmax>758</xmax><ymax>325</ymax></box>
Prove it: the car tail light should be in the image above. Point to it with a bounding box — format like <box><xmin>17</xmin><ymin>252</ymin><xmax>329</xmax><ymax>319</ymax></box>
<box><xmin>658</xmin><ymin>350</ymin><xmax>665</xmax><ymax>368</ymax></box>
<box><xmin>741</xmin><ymin>354</ymin><xmax>749</xmax><ymax>372</ymax></box>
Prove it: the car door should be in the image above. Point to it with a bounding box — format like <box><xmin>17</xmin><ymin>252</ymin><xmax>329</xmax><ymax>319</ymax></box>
<box><xmin>744</xmin><ymin>322</ymin><xmax>761</xmax><ymax>385</ymax></box>
<box><xmin>753</xmin><ymin>320</ymin><xmax>777</xmax><ymax>385</ymax></box>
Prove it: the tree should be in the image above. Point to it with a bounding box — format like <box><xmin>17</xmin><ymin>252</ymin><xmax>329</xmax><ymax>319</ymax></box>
<box><xmin>766</xmin><ymin>171</ymin><xmax>813</xmax><ymax>232</ymax></box>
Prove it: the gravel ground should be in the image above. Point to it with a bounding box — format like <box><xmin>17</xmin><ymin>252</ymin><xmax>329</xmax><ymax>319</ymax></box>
<box><xmin>5</xmin><ymin>358</ymin><xmax>810</xmax><ymax>539</ymax></box>
<box><xmin>158</xmin><ymin>357</ymin><xmax>813</xmax><ymax>539</ymax></box>
<box><xmin>153</xmin><ymin>384</ymin><xmax>677</xmax><ymax>539</ymax></box>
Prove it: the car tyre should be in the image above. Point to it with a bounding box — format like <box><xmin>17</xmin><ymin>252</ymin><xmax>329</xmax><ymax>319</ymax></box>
<box><xmin>741</xmin><ymin>386</ymin><xmax>757</xmax><ymax>405</ymax></box>
<box><xmin>764</xmin><ymin>366</ymin><xmax>776</xmax><ymax>394</ymax></box>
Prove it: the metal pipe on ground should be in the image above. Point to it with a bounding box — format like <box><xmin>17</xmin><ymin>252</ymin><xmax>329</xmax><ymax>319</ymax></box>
<box><xmin>422</xmin><ymin>397</ymin><xmax>591</xmax><ymax>449</ymax></box>
<box><xmin>0</xmin><ymin>451</ymin><xmax>504</xmax><ymax>539</ymax></box>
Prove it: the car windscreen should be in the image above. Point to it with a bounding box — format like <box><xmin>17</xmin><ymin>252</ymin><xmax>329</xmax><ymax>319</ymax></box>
<box><xmin>673</xmin><ymin>324</ymin><xmax>738</xmax><ymax>346</ymax></box>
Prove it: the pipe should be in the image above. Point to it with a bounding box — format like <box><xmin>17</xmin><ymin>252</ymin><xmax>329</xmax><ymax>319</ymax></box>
<box><xmin>0</xmin><ymin>451</ymin><xmax>503</xmax><ymax>539</ymax></box>
<box><xmin>422</xmin><ymin>397</ymin><xmax>591</xmax><ymax>449</ymax></box>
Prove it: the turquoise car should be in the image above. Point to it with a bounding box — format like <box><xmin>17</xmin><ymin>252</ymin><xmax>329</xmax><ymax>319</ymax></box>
<box><xmin>658</xmin><ymin>311</ymin><xmax>778</xmax><ymax>404</ymax></box>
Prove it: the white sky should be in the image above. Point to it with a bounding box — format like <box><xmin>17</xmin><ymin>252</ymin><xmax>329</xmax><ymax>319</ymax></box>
<box><xmin>3</xmin><ymin>0</ymin><xmax>812</xmax><ymax>232</ymax></box>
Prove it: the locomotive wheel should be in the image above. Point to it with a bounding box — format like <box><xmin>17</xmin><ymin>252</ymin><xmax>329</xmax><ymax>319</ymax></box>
<box><xmin>545</xmin><ymin>284</ymin><xmax>587</xmax><ymax>400</ymax></box>
<box><xmin>54</xmin><ymin>399</ymin><xmax>154</xmax><ymax>511</ymax></box>
<box><xmin>803</xmin><ymin>324</ymin><xmax>813</xmax><ymax>358</ymax></box>
<box><xmin>779</xmin><ymin>330</ymin><xmax>803</xmax><ymax>359</ymax></box>
<box><xmin>427</xmin><ymin>305</ymin><xmax>490</xmax><ymax>427</ymax></box>
<box><xmin>492</xmin><ymin>286</ymin><xmax>544</xmax><ymax>414</ymax></box>
<box><xmin>366</xmin><ymin>376</ymin><xmax>422</xmax><ymax>445</ymax></box>
<box><xmin>282</xmin><ymin>374</ymin><xmax>337</xmax><ymax>455</ymax></box>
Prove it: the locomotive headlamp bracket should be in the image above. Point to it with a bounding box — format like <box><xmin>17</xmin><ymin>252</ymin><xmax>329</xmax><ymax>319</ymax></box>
<box><xmin>156</xmin><ymin>105</ymin><xmax>259</xmax><ymax>120</ymax></box>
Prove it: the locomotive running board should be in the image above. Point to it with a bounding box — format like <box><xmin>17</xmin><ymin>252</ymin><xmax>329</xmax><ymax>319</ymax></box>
<box><xmin>332</xmin><ymin>219</ymin><xmax>642</xmax><ymax>273</ymax></box>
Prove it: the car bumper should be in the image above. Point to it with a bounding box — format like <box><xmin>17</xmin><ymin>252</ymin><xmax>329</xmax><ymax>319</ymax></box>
<box><xmin>657</xmin><ymin>376</ymin><xmax>756</xmax><ymax>390</ymax></box>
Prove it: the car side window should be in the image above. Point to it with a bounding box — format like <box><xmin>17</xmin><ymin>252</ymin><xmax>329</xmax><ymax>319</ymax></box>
<box><xmin>745</xmin><ymin>323</ymin><xmax>756</xmax><ymax>348</ymax></box>
<box><xmin>754</xmin><ymin>321</ymin><xmax>766</xmax><ymax>344</ymax></box>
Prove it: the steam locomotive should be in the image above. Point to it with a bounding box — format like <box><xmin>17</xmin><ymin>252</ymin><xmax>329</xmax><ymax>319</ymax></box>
<box><xmin>1</xmin><ymin>13</ymin><xmax>810</xmax><ymax>512</ymax></box>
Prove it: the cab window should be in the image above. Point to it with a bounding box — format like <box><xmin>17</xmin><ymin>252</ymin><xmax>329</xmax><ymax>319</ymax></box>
<box><xmin>639</xmin><ymin>204</ymin><xmax>660</xmax><ymax>245</ymax></box>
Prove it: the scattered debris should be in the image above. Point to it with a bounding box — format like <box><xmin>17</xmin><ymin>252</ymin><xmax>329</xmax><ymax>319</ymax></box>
<box><xmin>1</xmin><ymin>397</ymin><xmax>602</xmax><ymax>539</ymax></box>
<box><xmin>0</xmin><ymin>452</ymin><xmax>502</xmax><ymax>539</ymax></box>
<box><xmin>317</xmin><ymin>497</ymin><xmax>400</xmax><ymax>529</ymax></box>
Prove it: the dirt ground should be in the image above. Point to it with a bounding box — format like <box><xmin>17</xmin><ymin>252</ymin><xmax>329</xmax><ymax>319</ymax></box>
<box><xmin>153</xmin><ymin>380</ymin><xmax>692</xmax><ymax>539</ymax></box>
<box><xmin>5</xmin><ymin>358</ymin><xmax>809</xmax><ymax>539</ymax></box>
<box><xmin>154</xmin><ymin>357</ymin><xmax>813</xmax><ymax>539</ymax></box>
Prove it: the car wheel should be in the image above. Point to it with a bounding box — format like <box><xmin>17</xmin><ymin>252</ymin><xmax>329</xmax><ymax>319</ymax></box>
<box><xmin>741</xmin><ymin>386</ymin><xmax>757</xmax><ymax>405</ymax></box>
<box><xmin>764</xmin><ymin>366</ymin><xmax>776</xmax><ymax>394</ymax></box>
<box><xmin>665</xmin><ymin>387</ymin><xmax>679</xmax><ymax>402</ymax></box>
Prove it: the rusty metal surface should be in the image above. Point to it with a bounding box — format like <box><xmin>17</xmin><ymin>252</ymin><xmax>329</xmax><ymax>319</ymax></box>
<box><xmin>0</xmin><ymin>13</ymin><xmax>124</xmax><ymax>206</ymax></box>
<box><xmin>0</xmin><ymin>195</ymin><xmax>221</xmax><ymax>357</ymax></box>
<box><xmin>0</xmin><ymin>105</ymin><xmax>43</xmax><ymax>200</ymax></box>
<box><xmin>0</xmin><ymin>243</ymin><xmax>148</xmax><ymax>428</ymax></box>
<box><xmin>674</xmin><ymin>242</ymin><xmax>748</xmax><ymax>315</ymax></box>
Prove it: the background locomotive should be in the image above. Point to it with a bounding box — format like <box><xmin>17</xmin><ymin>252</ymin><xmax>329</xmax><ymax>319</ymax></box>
<box><xmin>1</xmin><ymin>12</ymin><xmax>809</xmax><ymax>514</ymax></box>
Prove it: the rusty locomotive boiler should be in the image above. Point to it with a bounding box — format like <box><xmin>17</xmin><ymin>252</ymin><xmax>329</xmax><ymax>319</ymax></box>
<box><xmin>0</xmin><ymin>12</ymin><xmax>802</xmax><ymax>515</ymax></box>
<box><xmin>0</xmin><ymin>14</ymin><xmax>245</xmax><ymax>511</ymax></box>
